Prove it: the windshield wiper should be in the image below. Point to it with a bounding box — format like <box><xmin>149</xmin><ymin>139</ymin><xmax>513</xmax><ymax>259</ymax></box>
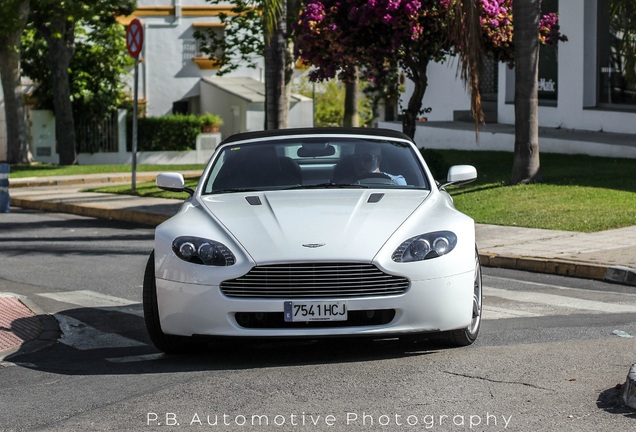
<box><xmin>209</xmin><ymin>188</ymin><xmax>261</xmax><ymax>194</ymax></box>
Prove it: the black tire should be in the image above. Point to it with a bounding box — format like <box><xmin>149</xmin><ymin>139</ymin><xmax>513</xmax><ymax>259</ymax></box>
<box><xmin>439</xmin><ymin>248</ymin><xmax>483</xmax><ymax>347</ymax></box>
<box><xmin>143</xmin><ymin>251</ymin><xmax>198</xmax><ymax>354</ymax></box>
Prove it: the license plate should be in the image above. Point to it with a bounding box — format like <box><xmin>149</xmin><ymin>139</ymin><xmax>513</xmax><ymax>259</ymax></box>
<box><xmin>284</xmin><ymin>301</ymin><xmax>347</xmax><ymax>322</ymax></box>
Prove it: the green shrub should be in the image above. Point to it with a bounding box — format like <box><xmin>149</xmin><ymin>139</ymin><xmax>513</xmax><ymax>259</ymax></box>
<box><xmin>420</xmin><ymin>148</ymin><xmax>449</xmax><ymax>181</ymax></box>
<box><xmin>127</xmin><ymin>114</ymin><xmax>202</xmax><ymax>152</ymax></box>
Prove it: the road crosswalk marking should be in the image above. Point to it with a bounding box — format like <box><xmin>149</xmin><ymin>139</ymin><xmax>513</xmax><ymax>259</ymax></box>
<box><xmin>37</xmin><ymin>290</ymin><xmax>139</xmax><ymax>309</ymax></box>
<box><xmin>484</xmin><ymin>286</ymin><xmax>636</xmax><ymax>315</ymax></box>
<box><xmin>482</xmin><ymin>304</ymin><xmax>542</xmax><ymax>320</ymax></box>
<box><xmin>30</xmin><ymin>287</ymin><xmax>636</xmax><ymax>361</ymax></box>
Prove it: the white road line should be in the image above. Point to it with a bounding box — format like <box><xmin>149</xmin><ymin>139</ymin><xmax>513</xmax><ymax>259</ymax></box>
<box><xmin>484</xmin><ymin>286</ymin><xmax>636</xmax><ymax>314</ymax></box>
<box><xmin>38</xmin><ymin>290</ymin><xmax>138</xmax><ymax>308</ymax></box>
<box><xmin>37</xmin><ymin>290</ymin><xmax>143</xmax><ymax>317</ymax></box>
<box><xmin>483</xmin><ymin>305</ymin><xmax>542</xmax><ymax>320</ymax></box>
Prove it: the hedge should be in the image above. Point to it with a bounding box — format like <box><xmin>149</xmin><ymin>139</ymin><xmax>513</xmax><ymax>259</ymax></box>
<box><xmin>126</xmin><ymin>114</ymin><xmax>203</xmax><ymax>152</ymax></box>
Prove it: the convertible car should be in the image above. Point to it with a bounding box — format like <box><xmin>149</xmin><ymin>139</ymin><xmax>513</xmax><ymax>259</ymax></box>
<box><xmin>143</xmin><ymin>127</ymin><xmax>481</xmax><ymax>353</ymax></box>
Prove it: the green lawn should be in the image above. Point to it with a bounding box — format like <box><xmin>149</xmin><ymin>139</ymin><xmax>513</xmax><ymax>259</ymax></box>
<box><xmin>9</xmin><ymin>163</ymin><xmax>204</xmax><ymax>178</ymax></box>
<box><xmin>442</xmin><ymin>151</ymin><xmax>636</xmax><ymax>232</ymax></box>
<box><xmin>12</xmin><ymin>153</ymin><xmax>636</xmax><ymax>232</ymax></box>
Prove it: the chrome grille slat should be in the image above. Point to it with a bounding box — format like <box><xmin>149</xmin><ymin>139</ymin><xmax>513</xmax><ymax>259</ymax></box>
<box><xmin>220</xmin><ymin>263</ymin><xmax>410</xmax><ymax>299</ymax></box>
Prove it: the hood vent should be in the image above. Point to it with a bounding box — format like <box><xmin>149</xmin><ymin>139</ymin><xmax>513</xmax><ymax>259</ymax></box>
<box><xmin>367</xmin><ymin>193</ymin><xmax>385</xmax><ymax>203</ymax></box>
<box><xmin>245</xmin><ymin>196</ymin><xmax>262</xmax><ymax>206</ymax></box>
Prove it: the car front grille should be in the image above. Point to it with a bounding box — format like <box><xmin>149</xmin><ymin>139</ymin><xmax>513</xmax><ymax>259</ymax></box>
<box><xmin>220</xmin><ymin>263</ymin><xmax>410</xmax><ymax>299</ymax></box>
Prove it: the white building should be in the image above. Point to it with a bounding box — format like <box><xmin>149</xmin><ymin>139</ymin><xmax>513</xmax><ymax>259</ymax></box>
<box><xmin>389</xmin><ymin>0</ymin><xmax>636</xmax><ymax>154</ymax></box>
<box><xmin>120</xmin><ymin>0</ymin><xmax>312</xmax><ymax>139</ymax></box>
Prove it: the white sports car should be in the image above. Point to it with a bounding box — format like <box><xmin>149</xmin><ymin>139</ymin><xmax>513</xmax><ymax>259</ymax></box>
<box><xmin>144</xmin><ymin>127</ymin><xmax>481</xmax><ymax>353</ymax></box>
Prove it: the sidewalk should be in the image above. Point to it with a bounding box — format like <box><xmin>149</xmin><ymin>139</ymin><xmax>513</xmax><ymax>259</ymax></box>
<box><xmin>2</xmin><ymin>172</ymin><xmax>636</xmax><ymax>357</ymax></box>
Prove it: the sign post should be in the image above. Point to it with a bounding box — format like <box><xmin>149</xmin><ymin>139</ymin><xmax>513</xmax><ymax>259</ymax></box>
<box><xmin>126</xmin><ymin>18</ymin><xmax>144</xmax><ymax>193</ymax></box>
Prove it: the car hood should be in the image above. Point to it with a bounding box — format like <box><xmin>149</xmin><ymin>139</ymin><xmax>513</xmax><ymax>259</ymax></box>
<box><xmin>200</xmin><ymin>189</ymin><xmax>430</xmax><ymax>264</ymax></box>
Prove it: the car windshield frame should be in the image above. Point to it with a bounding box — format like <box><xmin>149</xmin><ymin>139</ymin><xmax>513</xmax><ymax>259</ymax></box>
<box><xmin>201</xmin><ymin>136</ymin><xmax>431</xmax><ymax>195</ymax></box>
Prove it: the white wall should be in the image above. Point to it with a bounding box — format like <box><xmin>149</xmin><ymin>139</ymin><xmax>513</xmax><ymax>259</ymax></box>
<box><xmin>402</xmin><ymin>59</ymin><xmax>471</xmax><ymax>121</ymax></box>
<box><xmin>133</xmin><ymin>0</ymin><xmax>263</xmax><ymax>117</ymax></box>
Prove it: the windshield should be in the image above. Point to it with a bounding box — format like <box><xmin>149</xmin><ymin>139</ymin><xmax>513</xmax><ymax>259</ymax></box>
<box><xmin>202</xmin><ymin>137</ymin><xmax>430</xmax><ymax>194</ymax></box>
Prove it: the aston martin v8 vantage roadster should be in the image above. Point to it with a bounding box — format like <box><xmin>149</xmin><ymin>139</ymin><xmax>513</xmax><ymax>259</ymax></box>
<box><xmin>143</xmin><ymin>127</ymin><xmax>481</xmax><ymax>353</ymax></box>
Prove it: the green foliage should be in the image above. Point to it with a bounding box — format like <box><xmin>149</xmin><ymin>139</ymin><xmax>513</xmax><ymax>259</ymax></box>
<box><xmin>128</xmin><ymin>114</ymin><xmax>203</xmax><ymax>152</ymax></box>
<box><xmin>199</xmin><ymin>113</ymin><xmax>224</xmax><ymax>127</ymax></box>
<box><xmin>0</xmin><ymin>0</ymin><xmax>29</xmax><ymax>36</ymax></box>
<box><xmin>193</xmin><ymin>0</ymin><xmax>265</xmax><ymax>75</ymax></box>
<box><xmin>294</xmin><ymin>76</ymin><xmax>373</xmax><ymax>127</ymax></box>
<box><xmin>9</xmin><ymin>164</ymin><xmax>203</xmax><ymax>178</ymax></box>
<box><xmin>22</xmin><ymin>20</ymin><xmax>133</xmax><ymax>117</ymax></box>
<box><xmin>420</xmin><ymin>148</ymin><xmax>449</xmax><ymax>180</ymax></box>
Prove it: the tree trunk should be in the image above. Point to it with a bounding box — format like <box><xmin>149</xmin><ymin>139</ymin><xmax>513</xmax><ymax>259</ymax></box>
<box><xmin>343</xmin><ymin>71</ymin><xmax>359</xmax><ymax>128</ymax></box>
<box><xmin>0</xmin><ymin>0</ymin><xmax>31</xmax><ymax>164</ymax></box>
<box><xmin>264</xmin><ymin>3</ymin><xmax>288</xmax><ymax>130</ymax></box>
<box><xmin>37</xmin><ymin>17</ymin><xmax>77</xmax><ymax>165</ymax></box>
<box><xmin>401</xmin><ymin>59</ymin><xmax>429</xmax><ymax>139</ymax></box>
<box><xmin>48</xmin><ymin>40</ymin><xmax>77</xmax><ymax>165</ymax></box>
<box><xmin>511</xmin><ymin>0</ymin><xmax>541</xmax><ymax>184</ymax></box>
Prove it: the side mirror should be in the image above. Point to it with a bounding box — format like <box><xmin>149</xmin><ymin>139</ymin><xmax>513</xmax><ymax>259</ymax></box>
<box><xmin>156</xmin><ymin>173</ymin><xmax>194</xmax><ymax>196</ymax></box>
<box><xmin>441</xmin><ymin>165</ymin><xmax>477</xmax><ymax>188</ymax></box>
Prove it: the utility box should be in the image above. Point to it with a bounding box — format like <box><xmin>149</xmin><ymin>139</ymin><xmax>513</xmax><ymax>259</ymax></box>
<box><xmin>0</xmin><ymin>163</ymin><xmax>9</xmax><ymax>213</ymax></box>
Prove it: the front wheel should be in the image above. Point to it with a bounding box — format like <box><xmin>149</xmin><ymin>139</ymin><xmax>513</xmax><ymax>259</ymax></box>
<box><xmin>143</xmin><ymin>251</ymin><xmax>198</xmax><ymax>354</ymax></box>
<box><xmin>439</xmin><ymin>248</ymin><xmax>483</xmax><ymax>347</ymax></box>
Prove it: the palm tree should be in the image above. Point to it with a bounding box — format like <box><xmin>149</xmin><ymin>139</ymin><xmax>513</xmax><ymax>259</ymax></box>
<box><xmin>262</xmin><ymin>0</ymin><xmax>301</xmax><ymax>130</ymax></box>
<box><xmin>263</xmin><ymin>0</ymin><xmax>286</xmax><ymax>129</ymax></box>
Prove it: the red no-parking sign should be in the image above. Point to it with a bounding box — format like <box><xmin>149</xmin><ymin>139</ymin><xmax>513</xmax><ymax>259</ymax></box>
<box><xmin>127</xmin><ymin>18</ymin><xmax>143</xmax><ymax>191</ymax></box>
<box><xmin>126</xmin><ymin>18</ymin><xmax>144</xmax><ymax>58</ymax></box>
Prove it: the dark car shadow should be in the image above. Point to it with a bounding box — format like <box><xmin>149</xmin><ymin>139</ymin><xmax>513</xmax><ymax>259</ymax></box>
<box><xmin>4</xmin><ymin>306</ymin><xmax>448</xmax><ymax>376</ymax></box>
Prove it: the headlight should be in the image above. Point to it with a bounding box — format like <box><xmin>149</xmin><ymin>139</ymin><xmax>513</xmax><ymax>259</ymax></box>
<box><xmin>392</xmin><ymin>231</ymin><xmax>457</xmax><ymax>262</ymax></box>
<box><xmin>172</xmin><ymin>236</ymin><xmax>236</xmax><ymax>266</ymax></box>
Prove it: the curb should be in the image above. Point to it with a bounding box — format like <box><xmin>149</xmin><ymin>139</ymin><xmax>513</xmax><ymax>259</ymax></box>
<box><xmin>0</xmin><ymin>295</ymin><xmax>59</xmax><ymax>362</ymax></box>
<box><xmin>478</xmin><ymin>252</ymin><xmax>636</xmax><ymax>287</ymax></box>
<box><xmin>9</xmin><ymin>173</ymin><xmax>162</xmax><ymax>189</ymax></box>
<box><xmin>10</xmin><ymin>196</ymin><xmax>171</xmax><ymax>227</ymax></box>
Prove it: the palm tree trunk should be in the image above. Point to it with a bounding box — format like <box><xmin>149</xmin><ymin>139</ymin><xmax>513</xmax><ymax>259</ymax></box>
<box><xmin>511</xmin><ymin>0</ymin><xmax>541</xmax><ymax>184</ymax></box>
<box><xmin>264</xmin><ymin>1</ymin><xmax>288</xmax><ymax>130</ymax></box>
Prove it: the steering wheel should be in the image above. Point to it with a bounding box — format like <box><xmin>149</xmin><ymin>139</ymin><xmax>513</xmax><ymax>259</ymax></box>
<box><xmin>355</xmin><ymin>172</ymin><xmax>397</xmax><ymax>185</ymax></box>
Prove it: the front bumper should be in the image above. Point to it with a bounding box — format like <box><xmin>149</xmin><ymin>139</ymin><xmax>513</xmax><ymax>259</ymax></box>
<box><xmin>155</xmin><ymin>270</ymin><xmax>474</xmax><ymax>338</ymax></box>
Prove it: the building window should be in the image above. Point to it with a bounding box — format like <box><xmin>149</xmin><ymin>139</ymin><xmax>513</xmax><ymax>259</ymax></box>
<box><xmin>538</xmin><ymin>0</ymin><xmax>559</xmax><ymax>104</ymax></box>
<box><xmin>192</xmin><ymin>23</ymin><xmax>224</xmax><ymax>69</ymax></box>
<box><xmin>598</xmin><ymin>0</ymin><xmax>636</xmax><ymax>109</ymax></box>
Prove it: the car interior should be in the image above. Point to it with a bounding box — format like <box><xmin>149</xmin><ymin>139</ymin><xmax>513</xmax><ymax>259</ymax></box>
<box><xmin>204</xmin><ymin>138</ymin><xmax>429</xmax><ymax>193</ymax></box>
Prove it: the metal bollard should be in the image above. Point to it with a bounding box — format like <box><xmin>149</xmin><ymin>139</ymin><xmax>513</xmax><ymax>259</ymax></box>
<box><xmin>0</xmin><ymin>163</ymin><xmax>9</xmax><ymax>213</ymax></box>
